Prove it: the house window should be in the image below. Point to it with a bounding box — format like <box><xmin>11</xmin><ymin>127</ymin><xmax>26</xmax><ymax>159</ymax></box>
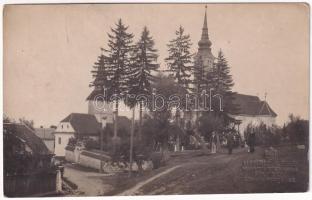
<box><xmin>67</xmin><ymin>124</ymin><xmax>69</xmax><ymax>128</ymax></box>
<box><xmin>61</xmin><ymin>125</ymin><xmax>63</xmax><ymax>129</ymax></box>
<box><xmin>58</xmin><ymin>137</ymin><xmax>61</xmax><ymax>145</ymax></box>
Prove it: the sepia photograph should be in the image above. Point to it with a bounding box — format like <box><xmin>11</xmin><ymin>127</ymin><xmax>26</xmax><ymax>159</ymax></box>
<box><xmin>2</xmin><ymin>2</ymin><xmax>310</xmax><ymax>197</ymax></box>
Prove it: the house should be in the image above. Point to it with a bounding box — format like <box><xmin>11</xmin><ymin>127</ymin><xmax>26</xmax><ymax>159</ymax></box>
<box><xmin>54</xmin><ymin>113</ymin><xmax>101</xmax><ymax>157</ymax></box>
<box><xmin>228</xmin><ymin>93</ymin><xmax>277</xmax><ymax>140</ymax></box>
<box><xmin>4</xmin><ymin>123</ymin><xmax>60</xmax><ymax>197</ymax></box>
<box><xmin>4</xmin><ymin>123</ymin><xmax>51</xmax><ymax>157</ymax></box>
<box><xmin>34</xmin><ymin>128</ymin><xmax>56</xmax><ymax>153</ymax></box>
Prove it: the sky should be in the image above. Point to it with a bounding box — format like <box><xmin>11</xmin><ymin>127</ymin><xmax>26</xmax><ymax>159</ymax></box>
<box><xmin>4</xmin><ymin>3</ymin><xmax>309</xmax><ymax>127</ymax></box>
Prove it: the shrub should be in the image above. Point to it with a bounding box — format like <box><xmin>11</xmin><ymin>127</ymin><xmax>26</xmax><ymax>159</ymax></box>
<box><xmin>84</xmin><ymin>138</ymin><xmax>100</xmax><ymax>150</ymax></box>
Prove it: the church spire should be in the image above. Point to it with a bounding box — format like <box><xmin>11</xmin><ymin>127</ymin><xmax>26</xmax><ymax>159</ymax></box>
<box><xmin>198</xmin><ymin>5</ymin><xmax>212</xmax><ymax>51</ymax></box>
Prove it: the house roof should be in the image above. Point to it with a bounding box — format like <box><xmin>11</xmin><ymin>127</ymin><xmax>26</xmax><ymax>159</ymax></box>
<box><xmin>34</xmin><ymin>128</ymin><xmax>55</xmax><ymax>140</ymax></box>
<box><xmin>4</xmin><ymin>123</ymin><xmax>51</xmax><ymax>155</ymax></box>
<box><xmin>61</xmin><ymin>113</ymin><xmax>101</xmax><ymax>136</ymax></box>
<box><xmin>231</xmin><ymin>93</ymin><xmax>277</xmax><ymax>117</ymax></box>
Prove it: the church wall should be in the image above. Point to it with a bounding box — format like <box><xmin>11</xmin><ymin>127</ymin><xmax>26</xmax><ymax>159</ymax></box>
<box><xmin>228</xmin><ymin>114</ymin><xmax>276</xmax><ymax>140</ymax></box>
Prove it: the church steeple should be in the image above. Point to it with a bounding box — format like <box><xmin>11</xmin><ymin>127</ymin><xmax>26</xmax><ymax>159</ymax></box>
<box><xmin>198</xmin><ymin>6</ymin><xmax>212</xmax><ymax>51</ymax></box>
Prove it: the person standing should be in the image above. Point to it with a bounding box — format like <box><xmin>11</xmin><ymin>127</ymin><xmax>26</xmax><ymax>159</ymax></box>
<box><xmin>210</xmin><ymin>131</ymin><xmax>217</xmax><ymax>154</ymax></box>
<box><xmin>227</xmin><ymin>131</ymin><xmax>234</xmax><ymax>154</ymax></box>
<box><xmin>249</xmin><ymin>130</ymin><xmax>256</xmax><ymax>153</ymax></box>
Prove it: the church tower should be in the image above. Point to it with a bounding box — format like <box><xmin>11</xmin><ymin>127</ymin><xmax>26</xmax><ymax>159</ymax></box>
<box><xmin>195</xmin><ymin>6</ymin><xmax>215</xmax><ymax>73</ymax></box>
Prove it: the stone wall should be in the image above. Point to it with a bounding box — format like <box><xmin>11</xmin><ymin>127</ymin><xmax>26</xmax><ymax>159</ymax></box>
<box><xmin>65</xmin><ymin>149</ymin><xmax>75</xmax><ymax>163</ymax></box>
<box><xmin>65</xmin><ymin>148</ymin><xmax>153</xmax><ymax>173</ymax></box>
<box><xmin>79</xmin><ymin>153</ymin><xmax>101</xmax><ymax>170</ymax></box>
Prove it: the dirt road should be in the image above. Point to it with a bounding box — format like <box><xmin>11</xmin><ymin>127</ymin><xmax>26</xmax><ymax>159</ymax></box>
<box><xmin>63</xmin><ymin>164</ymin><xmax>114</xmax><ymax>196</ymax></box>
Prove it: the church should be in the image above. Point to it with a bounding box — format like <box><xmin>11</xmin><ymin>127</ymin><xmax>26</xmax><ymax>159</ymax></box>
<box><xmin>85</xmin><ymin>7</ymin><xmax>278</xmax><ymax>141</ymax></box>
<box><xmin>53</xmin><ymin>8</ymin><xmax>278</xmax><ymax>157</ymax></box>
<box><xmin>191</xmin><ymin>7</ymin><xmax>277</xmax><ymax>140</ymax></box>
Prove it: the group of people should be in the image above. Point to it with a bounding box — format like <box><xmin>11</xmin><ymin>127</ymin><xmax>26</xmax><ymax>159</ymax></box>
<box><xmin>210</xmin><ymin>130</ymin><xmax>235</xmax><ymax>154</ymax></box>
<box><xmin>210</xmin><ymin>129</ymin><xmax>256</xmax><ymax>154</ymax></box>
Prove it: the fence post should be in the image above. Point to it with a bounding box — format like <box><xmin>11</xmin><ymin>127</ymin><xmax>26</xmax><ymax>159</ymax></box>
<box><xmin>56</xmin><ymin>169</ymin><xmax>62</xmax><ymax>193</ymax></box>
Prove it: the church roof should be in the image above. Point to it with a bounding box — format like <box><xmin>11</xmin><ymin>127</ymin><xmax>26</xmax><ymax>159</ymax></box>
<box><xmin>231</xmin><ymin>93</ymin><xmax>277</xmax><ymax>117</ymax></box>
<box><xmin>61</xmin><ymin>113</ymin><xmax>101</xmax><ymax>136</ymax></box>
<box><xmin>198</xmin><ymin>6</ymin><xmax>212</xmax><ymax>51</ymax></box>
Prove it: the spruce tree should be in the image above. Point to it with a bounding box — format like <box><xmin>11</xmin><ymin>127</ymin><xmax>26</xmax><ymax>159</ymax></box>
<box><xmin>165</xmin><ymin>26</ymin><xmax>193</xmax><ymax>89</ymax></box>
<box><xmin>213</xmin><ymin>50</ymin><xmax>236</xmax><ymax>115</ymax></box>
<box><xmin>102</xmin><ymin>19</ymin><xmax>134</xmax><ymax>143</ymax></box>
<box><xmin>165</xmin><ymin>26</ymin><xmax>193</xmax><ymax>150</ymax></box>
<box><xmin>128</xmin><ymin>26</ymin><xmax>159</xmax><ymax>139</ymax></box>
<box><xmin>192</xmin><ymin>56</ymin><xmax>206</xmax><ymax>121</ymax></box>
<box><xmin>193</xmin><ymin>56</ymin><xmax>205</xmax><ymax>95</ymax></box>
<box><xmin>90</xmin><ymin>52</ymin><xmax>112</xmax><ymax>95</ymax></box>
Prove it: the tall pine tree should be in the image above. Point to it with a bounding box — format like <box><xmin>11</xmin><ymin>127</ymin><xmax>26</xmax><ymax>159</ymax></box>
<box><xmin>102</xmin><ymin>19</ymin><xmax>134</xmax><ymax>142</ymax></box>
<box><xmin>90</xmin><ymin>51</ymin><xmax>112</xmax><ymax>95</ymax></box>
<box><xmin>128</xmin><ymin>26</ymin><xmax>159</xmax><ymax>139</ymax></box>
<box><xmin>191</xmin><ymin>56</ymin><xmax>206</xmax><ymax>122</ymax></box>
<box><xmin>165</xmin><ymin>26</ymin><xmax>193</xmax><ymax>89</ymax></box>
<box><xmin>165</xmin><ymin>26</ymin><xmax>193</xmax><ymax>151</ymax></box>
<box><xmin>213</xmin><ymin>50</ymin><xmax>236</xmax><ymax>115</ymax></box>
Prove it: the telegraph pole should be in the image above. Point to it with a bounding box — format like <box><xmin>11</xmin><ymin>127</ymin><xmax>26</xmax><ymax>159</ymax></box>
<box><xmin>100</xmin><ymin>85</ymin><xmax>107</xmax><ymax>173</ymax></box>
<box><xmin>129</xmin><ymin>106</ymin><xmax>135</xmax><ymax>177</ymax></box>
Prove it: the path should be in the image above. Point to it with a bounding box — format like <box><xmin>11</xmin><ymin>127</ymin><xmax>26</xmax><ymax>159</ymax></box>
<box><xmin>119</xmin><ymin>148</ymin><xmax>263</xmax><ymax>195</ymax></box>
<box><xmin>63</xmin><ymin>164</ymin><xmax>114</xmax><ymax>196</ymax></box>
<box><xmin>117</xmin><ymin>165</ymin><xmax>182</xmax><ymax>196</ymax></box>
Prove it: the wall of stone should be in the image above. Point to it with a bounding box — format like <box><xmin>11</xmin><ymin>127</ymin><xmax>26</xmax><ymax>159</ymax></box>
<box><xmin>65</xmin><ymin>148</ymin><xmax>153</xmax><ymax>173</ymax></box>
<box><xmin>65</xmin><ymin>150</ymin><xmax>75</xmax><ymax>163</ymax></box>
<box><xmin>79</xmin><ymin>153</ymin><xmax>101</xmax><ymax>170</ymax></box>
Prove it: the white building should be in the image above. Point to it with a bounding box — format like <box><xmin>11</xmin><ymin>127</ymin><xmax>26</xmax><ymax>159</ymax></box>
<box><xmin>229</xmin><ymin>93</ymin><xmax>277</xmax><ymax>140</ymax></box>
<box><xmin>53</xmin><ymin>113</ymin><xmax>101</xmax><ymax>157</ymax></box>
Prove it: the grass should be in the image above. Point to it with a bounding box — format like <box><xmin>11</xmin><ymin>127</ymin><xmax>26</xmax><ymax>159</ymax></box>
<box><xmin>106</xmin><ymin>145</ymin><xmax>308</xmax><ymax>195</ymax></box>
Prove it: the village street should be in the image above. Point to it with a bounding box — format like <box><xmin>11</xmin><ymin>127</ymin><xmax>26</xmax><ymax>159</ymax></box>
<box><xmin>63</xmin><ymin>146</ymin><xmax>308</xmax><ymax>196</ymax></box>
<box><xmin>63</xmin><ymin>163</ymin><xmax>115</xmax><ymax>196</ymax></box>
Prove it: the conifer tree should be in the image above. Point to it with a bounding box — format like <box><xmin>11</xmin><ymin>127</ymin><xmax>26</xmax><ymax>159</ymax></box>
<box><xmin>192</xmin><ymin>56</ymin><xmax>206</xmax><ymax>97</ymax></box>
<box><xmin>128</xmin><ymin>26</ymin><xmax>159</xmax><ymax>139</ymax></box>
<box><xmin>165</xmin><ymin>26</ymin><xmax>193</xmax><ymax>89</ymax></box>
<box><xmin>213</xmin><ymin>50</ymin><xmax>236</xmax><ymax>114</ymax></box>
<box><xmin>165</xmin><ymin>26</ymin><xmax>193</xmax><ymax>151</ymax></box>
<box><xmin>101</xmin><ymin>19</ymin><xmax>134</xmax><ymax>143</ymax></box>
<box><xmin>90</xmin><ymin>52</ymin><xmax>112</xmax><ymax>94</ymax></box>
<box><xmin>191</xmin><ymin>56</ymin><xmax>205</xmax><ymax>121</ymax></box>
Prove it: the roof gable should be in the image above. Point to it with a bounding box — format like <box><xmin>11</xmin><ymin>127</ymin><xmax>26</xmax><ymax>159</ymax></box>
<box><xmin>231</xmin><ymin>93</ymin><xmax>277</xmax><ymax>117</ymax></box>
<box><xmin>61</xmin><ymin>113</ymin><xmax>101</xmax><ymax>136</ymax></box>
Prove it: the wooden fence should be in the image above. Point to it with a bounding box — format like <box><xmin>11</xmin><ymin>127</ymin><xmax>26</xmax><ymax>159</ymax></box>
<box><xmin>4</xmin><ymin>171</ymin><xmax>58</xmax><ymax>197</ymax></box>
